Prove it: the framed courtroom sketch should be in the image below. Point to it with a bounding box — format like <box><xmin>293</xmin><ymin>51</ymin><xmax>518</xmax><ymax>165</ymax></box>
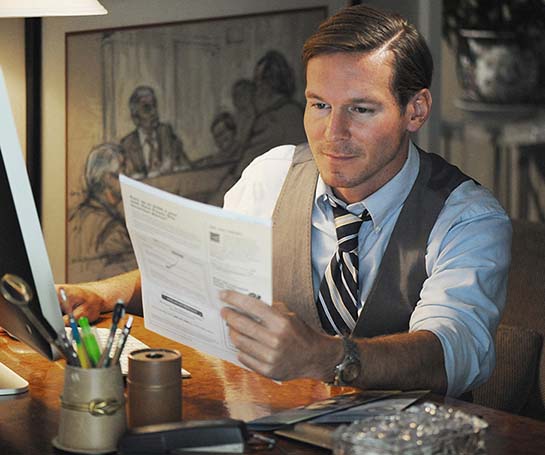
<box><xmin>41</xmin><ymin>0</ymin><xmax>347</xmax><ymax>283</ymax></box>
<box><xmin>61</xmin><ymin>5</ymin><xmax>331</xmax><ymax>283</ymax></box>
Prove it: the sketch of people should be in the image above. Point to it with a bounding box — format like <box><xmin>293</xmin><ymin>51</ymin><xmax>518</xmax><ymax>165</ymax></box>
<box><xmin>70</xmin><ymin>143</ymin><xmax>134</xmax><ymax>268</ymax></box>
<box><xmin>231</xmin><ymin>78</ymin><xmax>257</xmax><ymax>149</ymax></box>
<box><xmin>234</xmin><ymin>50</ymin><xmax>307</xmax><ymax>179</ymax></box>
<box><xmin>120</xmin><ymin>86</ymin><xmax>192</xmax><ymax>179</ymax></box>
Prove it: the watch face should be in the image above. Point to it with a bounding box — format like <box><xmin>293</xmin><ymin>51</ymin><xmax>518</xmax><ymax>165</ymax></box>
<box><xmin>341</xmin><ymin>360</ymin><xmax>361</xmax><ymax>384</ymax></box>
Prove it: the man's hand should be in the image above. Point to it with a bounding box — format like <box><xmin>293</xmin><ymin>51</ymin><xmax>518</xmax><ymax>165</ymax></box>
<box><xmin>55</xmin><ymin>269</ymin><xmax>142</xmax><ymax>325</ymax></box>
<box><xmin>219</xmin><ymin>290</ymin><xmax>448</xmax><ymax>392</ymax></box>
<box><xmin>56</xmin><ymin>284</ymin><xmax>105</xmax><ymax>325</ymax></box>
<box><xmin>219</xmin><ymin>290</ymin><xmax>342</xmax><ymax>381</ymax></box>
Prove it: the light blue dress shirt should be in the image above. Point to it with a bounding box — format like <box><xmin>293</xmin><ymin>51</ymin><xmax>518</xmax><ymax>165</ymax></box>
<box><xmin>223</xmin><ymin>142</ymin><xmax>512</xmax><ymax>396</ymax></box>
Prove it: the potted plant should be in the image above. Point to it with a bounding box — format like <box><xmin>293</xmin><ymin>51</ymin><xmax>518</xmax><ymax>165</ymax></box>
<box><xmin>443</xmin><ymin>0</ymin><xmax>545</xmax><ymax>105</ymax></box>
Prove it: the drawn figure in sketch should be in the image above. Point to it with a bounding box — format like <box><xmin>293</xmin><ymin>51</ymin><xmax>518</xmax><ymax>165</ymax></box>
<box><xmin>231</xmin><ymin>78</ymin><xmax>257</xmax><ymax>149</ymax></box>
<box><xmin>233</xmin><ymin>50</ymin><xmax>307</xmax><ymax>179</ymax></box>
<box><xmin>196</xmin><ymin>111</ymin><xmax>241</xmax><ymax>168</ymax></box>
<box><xmin>191</xmin><ymin>111</ymin><xmax>241</xmax><ymax>205</ymax></box>
<box><xmin>120</xmin><ymin>85</ymin><xmax>192</xmax><ymax>178</ymax></box>
<box><xmin>70</xmin><ymin>143</ymin><xmax>133</xmax><ymax>266</ymax></box>
<box><xmin>211</xmin><ymin>111</ymin><xmax>242</xmax><ymax>162</ymax></box>
<box><xmin>194</xmin><ymin>80</ymin><xmax>256</xmax><ymax>205</ymax></box>
<box><xmin>201</xmin><ymin>112</ymin><xmax>245</xmax><ymax>206</ymax></box>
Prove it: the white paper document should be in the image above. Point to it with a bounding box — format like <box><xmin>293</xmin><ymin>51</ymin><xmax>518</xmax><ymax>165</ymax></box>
<box><xmin>120</xmin><ymin>175</ymin><xmax>272</xmax><ymax>368</ymax></box>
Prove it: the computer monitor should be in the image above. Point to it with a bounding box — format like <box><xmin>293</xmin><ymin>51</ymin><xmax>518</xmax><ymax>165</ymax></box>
<box><xmin>0</xmin><ymin>68</ymin><xmax>65</xmax><ymax>395</ymax></box>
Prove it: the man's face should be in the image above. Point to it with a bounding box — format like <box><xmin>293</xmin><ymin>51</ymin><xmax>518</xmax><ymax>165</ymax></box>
<box><xmin>233</xmin><ymin>85</ymin><xmax>255</xmax><ymax>111</ymax></box>
<box><xmin>103</xmin><ymin>170</ymin><xmax>122</xmax><ymax>206</ymax></box>
<box><xmin>304</xmin><ymin>50</ymin><xmax>414</xmax><ymax>203</ymax></box>
<box><xmin>135</xmin><ymin>94</ymin><xmax>159</xmax><ymax>130</ymax></box>
<box><xmin>212</xmin><ymin>121</ymin><xmax>236</xmax><ymax>153</ymax></box>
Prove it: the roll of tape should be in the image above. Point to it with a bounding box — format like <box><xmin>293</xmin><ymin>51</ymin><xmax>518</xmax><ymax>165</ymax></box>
<box><xmin>127</xmin><ymin>348</ymin><xmax>182</xmax><ymax>427</ymax></box>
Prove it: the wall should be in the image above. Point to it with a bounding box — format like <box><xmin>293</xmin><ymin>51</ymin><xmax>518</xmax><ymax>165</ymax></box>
<box><xmin>0</xmin><ymin>18</ymin><xmax>26</xmax><ymax>154</ymax></box>
<box><xmin>41</xmin><ymin>0</ymin><xmax>347</xmax><ymax>282</ymax></box>
<box><xmin>1</xmin><ymin>1</ymin><xmax>509</xmax><ymax>284</ymax></box>
<box><xmin>440</xmin><ymin>41</ymin><xmax>495</xmax><ymax>190</ymax></box>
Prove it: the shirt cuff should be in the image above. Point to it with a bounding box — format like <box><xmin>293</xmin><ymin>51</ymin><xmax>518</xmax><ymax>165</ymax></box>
<box><xmin>411</xmin><ymin>317</ymin><xmax>495</xmax><ymax>397</ymax></box>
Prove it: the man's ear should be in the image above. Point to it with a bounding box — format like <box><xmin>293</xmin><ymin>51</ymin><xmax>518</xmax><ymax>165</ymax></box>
<box><xmin>406</xmin><ymin>88</ymin><xmax>432</xmax><ymax>133</ymax></box>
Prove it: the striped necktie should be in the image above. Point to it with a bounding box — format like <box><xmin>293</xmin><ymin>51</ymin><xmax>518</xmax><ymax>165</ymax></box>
<box><xmin>316</xmin><ymin>202</ymin><xmax>371</xmax><ymax>335</ymax></box>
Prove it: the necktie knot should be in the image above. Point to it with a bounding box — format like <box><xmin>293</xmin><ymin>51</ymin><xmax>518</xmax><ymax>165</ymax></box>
<box><xmin>332</xmin><ymin>204</ymin><xmax>370</xmax><ymax>253</ymax></box>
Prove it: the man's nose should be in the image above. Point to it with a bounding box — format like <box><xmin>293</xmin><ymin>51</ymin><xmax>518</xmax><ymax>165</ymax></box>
<box><xmin>325</xmin><ymin>110</ymin><xmax>350</xmax><ymax>140</ymax></box>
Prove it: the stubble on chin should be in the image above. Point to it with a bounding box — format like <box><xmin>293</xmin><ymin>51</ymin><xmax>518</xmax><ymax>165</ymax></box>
<box><xmin>312</xmin><ymin>141</ymin><xmax>365</xmax><ymax>183</ymax></box>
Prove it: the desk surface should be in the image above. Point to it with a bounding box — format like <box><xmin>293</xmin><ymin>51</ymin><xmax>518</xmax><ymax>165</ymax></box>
<box><xmin>1</xmin><ymin>316</ymin><xmax>545</xmax><ymax>454</ymax></box>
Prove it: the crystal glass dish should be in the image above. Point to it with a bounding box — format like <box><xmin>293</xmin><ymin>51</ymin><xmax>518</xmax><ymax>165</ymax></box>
<box><xmin>333</xmin><ymin>402</ymin><xmax>488</xmax><ymax>455</ymax></box>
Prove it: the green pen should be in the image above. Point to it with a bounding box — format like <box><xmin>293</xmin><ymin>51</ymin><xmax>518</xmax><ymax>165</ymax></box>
<box><xmin>78</xmin><ymin>316</ymin><xmax>102</xmax><ymax>367</ymax></box>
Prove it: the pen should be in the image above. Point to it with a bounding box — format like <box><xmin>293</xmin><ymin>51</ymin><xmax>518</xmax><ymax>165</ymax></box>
<box><xmin>69</xmin><ymin>313</ymin><xmax>91</xmax><ymax>368</ymax></box>
<box><xmin>97</xmin><ymin>300</ymin><xmax>125</xmax><ymax>368</ymax></box>
<box><xmin>111</xmin><ymin>316</ymin><xmax>133</xmax><ymax>366</ymax></box>
<box><xmin>59</xmin><ymin>287</ymin><xmax>69</xmax><ymax>312</ymax></box>
<box><xmin>78</xmin><ymin>316</ymin><xmax>102</xmax><ymax>367</ymax></box>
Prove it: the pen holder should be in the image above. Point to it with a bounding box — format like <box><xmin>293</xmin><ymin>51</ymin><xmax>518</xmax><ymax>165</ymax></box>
<box><xmin>53</xmin><ymin>364</ymin><xmax>126</xmax><ymax>454</ymax></box>
<box><xmin>127</xmin><ymin>348</ymin><xmax>182</xmax><ymax>427</ymax></box>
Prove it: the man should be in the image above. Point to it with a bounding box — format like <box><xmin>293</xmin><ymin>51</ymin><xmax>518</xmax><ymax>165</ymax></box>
<box><xmin>194</xmin><ymin>111</ymin><xmax>243</xmax><ymax>207</ymax></box>
<box><xmin>59</xmin><ymin>5</ymin><xmax>511</xmax><ymax>398</ymax></box>
<box><xmin>69</xmin><ymin>143</ymin><xmax>135</xmax><ymax>274</ymax></box>
<box><xmin>233</xmin><ymin>50</ymin><xmax>307</xmax><ymax>178</ymax></box>
<box><xmin>231</xmin><ymin>78</ymin><xmax>257</xmax><ymax>150</ymax></box>
<box><xmin>120</xmin><ymin>86</ymin><xmax>192</xmax><ymax>178</ymax></box>
<box><xmin>194</xmin><ymin>112</ymin><xmax>241</xmax><ymax>168</ymax></box>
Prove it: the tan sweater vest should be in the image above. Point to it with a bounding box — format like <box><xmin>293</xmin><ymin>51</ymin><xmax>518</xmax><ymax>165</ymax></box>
<box><xmin>272</xmin><ymin>143</ymin><xmax>470</xmax><ymax>338</ymax></box>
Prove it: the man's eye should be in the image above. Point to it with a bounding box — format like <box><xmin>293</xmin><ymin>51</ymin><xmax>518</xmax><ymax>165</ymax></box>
<box><xmin>313</xmin><ymin>102</ymin><xmax>328</xmax><ymax>110</ymax></box>
<box><xmin>351</xmin><ymin>106</ymin><xmax>371</xmax><ymax>114</ymax></box>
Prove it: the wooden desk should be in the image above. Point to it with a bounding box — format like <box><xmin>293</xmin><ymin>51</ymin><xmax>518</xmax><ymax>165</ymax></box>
<box><xmin>1</xmin><ymin>316</ymin><xmax>545</xmax><ymax>454</ymax></box>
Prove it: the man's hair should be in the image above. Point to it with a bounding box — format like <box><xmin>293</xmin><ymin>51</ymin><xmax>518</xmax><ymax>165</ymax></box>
<box><xmin>255</xmin><ymin>50</ymin><xmax>296</xmax><ymax>98</ymax></box>
<box><xmin>211</xmin><ymin>111</ymin><xmax>237</xmax><ymax>133</ymax></box>
<box><xmin>232</xmin><ymin>78</ymin><xmax>256</xmax><ymax>98</ymax></box>
<box><xmin>85</xmin><ymin>143</ymin><xmax>124</xmax><ymax>195</ymax></box>
<box><xmin>302</xmin><ymin>4</ymin><xmax>433</xmax><ymax>108</ymax></box>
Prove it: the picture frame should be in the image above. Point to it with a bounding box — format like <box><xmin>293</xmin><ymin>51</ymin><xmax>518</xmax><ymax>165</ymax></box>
<box><xmin>42</xmin><ymin>0</ymin><xmax>347</xmax><ymax>282</ymax></box>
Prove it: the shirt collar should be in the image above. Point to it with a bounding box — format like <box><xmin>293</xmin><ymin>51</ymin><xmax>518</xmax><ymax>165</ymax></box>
<box><xmin>138</xmin><ymin>127</ymin><xmax>157</xmax><ymax>144</ymax></box>
<box><xmin>315</xmin><ymin>142</ymin><xmax>420</xmax><ymax>228</ymax></box>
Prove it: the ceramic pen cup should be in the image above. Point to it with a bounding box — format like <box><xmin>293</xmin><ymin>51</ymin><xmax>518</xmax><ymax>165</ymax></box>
<box><xmin>53</xmin><ymin>364</ymin><xmax>126</xmax><ymax>454</ymax></box>
<box><xmin>127</xmin><ymin>348</ymin><xmax>182</xmax><ymax>427</ymax></box>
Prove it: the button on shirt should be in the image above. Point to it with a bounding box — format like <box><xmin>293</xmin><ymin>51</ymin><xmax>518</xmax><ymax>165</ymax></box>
<box><xmin>223</xmin><ymin>142</ymin><xmax>512</xmax><ymax>396</ymax></box>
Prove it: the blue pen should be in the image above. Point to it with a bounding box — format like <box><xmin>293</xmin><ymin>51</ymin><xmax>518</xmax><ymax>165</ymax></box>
<box><xmin>69</xmin><ymin>313</ymin><xmax>91</xmax><ymax>368</ymax></box>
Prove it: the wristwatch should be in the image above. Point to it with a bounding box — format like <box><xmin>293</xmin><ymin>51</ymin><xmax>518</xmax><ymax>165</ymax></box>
<box><xmin>333</xmin><ymin>337</ymin><xmax>361</xmax><ymax>386</ymax></box>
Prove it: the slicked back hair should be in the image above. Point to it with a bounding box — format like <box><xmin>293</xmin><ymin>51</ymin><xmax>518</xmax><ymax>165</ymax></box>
<box><xmin>302</xmin><ymin>4</ymin><xmax>433</xmax><ymax>109</ymax></box>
